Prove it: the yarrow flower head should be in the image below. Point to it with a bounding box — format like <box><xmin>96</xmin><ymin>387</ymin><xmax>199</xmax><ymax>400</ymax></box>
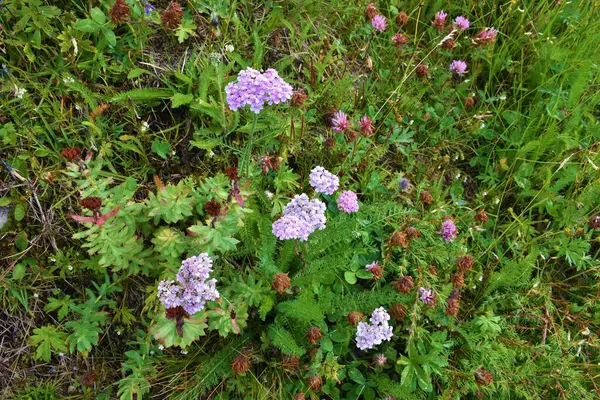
<box><xmin>225</xmin><ymin>67</ymin><xmax>293</xmax><ymax>113</ymax></box>
<box><xmin>309</xmin><ymin>166</ymin><xmax>339</xmax><ymax>195</ymax></box>
<box><xmin>419</xmin><ymin>287</ymin><xmax>436</xmax><ymax>306</ymax></box>
<box><xmin>476</xmin><ymin>28</ymin><xmax>499</xmax><ymax>44</ymax></box>
<box><xmin>272</xmin><ymin>194</ymin><xmax>327</xmax><ymax>241</ymax></box>
<box><xmin>433</xmin><ymin>11</ymin><xmax>447</xmax><ymax>29</ymax></box>
<box><xmin>440</xmin><ymin>219</ymin><xmax>458</xmax><ymax>242</ymax></box>
<box><xmin>157</xmin><ymin>253</ymin><xmax>220</xmax><ymax>315</ymax></box>
<box><xmin>371</xmin><ymin>15</ymin><xmax>387</xmax><ymax>32</ymax></box>
<box><xmin>355</xmin><ymin>307</ymin><xmax>394</xmax><ymax>350</ymax></box>
<box><xmin>454</xmin><ymin>16</ymin><xmax>470</xmax><ymax>30</ymax></box>
<box><xmin>337</xmin><ymin>190</ymin><xmax>359</xmax><ymax>213</ymax></box>
<box><xmin>331</xmin><ymin>110</ymin><xmax>351</xmax><ymax>132</ymax></box>
<box><xmin>449</xmin><ymin>60</ymin><xmax>468</xmax><ymax>75</ymax></box>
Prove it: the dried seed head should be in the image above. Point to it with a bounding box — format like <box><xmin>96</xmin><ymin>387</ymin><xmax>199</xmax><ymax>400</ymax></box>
<box><xmin>61</xmin><ymin>147</ymin><xmax>81</xmax><ymax>161</ymax></box>
<box><xmin>306</xmin><ymin>375</ymin><xmax>323</xmax><ymax>391</ymax></box>
<box><xmin>82</xmin><ymin>371</ymin><xmax>97</xmax><ymax>388</ymax></box>
<box><xmin>474</xmin><ymin>368</ymin><xmax>494</xmax><ymax>386</ymax></box>
<box><xmin>416</xmin><ymin>63</ymin><xmax>429</xmax><ymax>79</ymax></box>
<box><xmin>80</xmin><ymin>197</ymin><xmax>102</xmax><ymax>211</ymax></box>
<box><xmin>392</xmin><ymin>33</ymin><xmax>409</xmax><ymax>48</ymax></box>
<box><xmin>393</xmin><ymin>275</ymin><xmax>414</xmax><ymax>294</ymax></box>
<box><xmin>161</xmin><ymin>2</ymin><xmax>183</xmax><ymax>29</ymax></box>
<box><xmin>456</xmin><ymin>255</ymin><xmax>475</xmax><ymax>274</ymax></box>
<box><xmin>109</xmin><ymin>0</ymin><xmax>130</xmax><ymax>24</ymax></box>
<box><xmin>231</xmin><ymin>354</ymin><xmax>250</xmax><ymax>375</ymax></box>
<box><xmin>373</xmin><ymin>353</ymin><xmax>387</xmax><ymax>367</ymax></box>
<box><xmin>204</xmin><ymin>200</ymin><xmax>222</xmax><ymax>217</ymax></box>
<box><xmin>452</xmin><ymin>272</ymin><xmax>465</xmax><ymax>289</ymax></box>
<box><xmin>396</xmin><ymin>11</ymin><xmax>408</xmax><ymax>25</ymax></box>
<box><xmin>306</xmin><ymin>327</ymin><xmax>323</xmax><ymax>345</ymax></box>
<box><xmin>588</xmin><ymin>215</ymin><xmax>600</xmax><ymax>229</ymax></box>
<box><xmin>442</xmin><ymin>39</ymin><xmax>456</xmax><ymax>50</ymax></box>
<box><xmin>420</xmin><ymin>190</ymin><xmax>433</xmax><ymax>205</ymax></box>
<box><xmin>281</xmin><ymin>355</ymin><xmax>300</xmax><ymax>372</ymax></box>
<box><xmin>368</xmin><ymin>264</ymin><xmax>384</xmax><ymax>280</ymax></box>
<box><xmin>406</xmin><ymin>226</ymin><xmax>421</xmax><ymax>239</ymax></box>
<box><xmin>465</xmin><ymin>97</ymin><xmax>475</xmax><ymax>109</ymax></box>
<box><xmin>345</xmin><ymin>129</ymin><xmax>358</xmax><ymax>142</ymax></box>
<box><xmin>445</xmin><ymin>289</ymin><xmax>460</xmax><ymax>316</ymax></box>
<box><xmin>390</xmin><ymin>231</ymin><xmax>409</xmax><ymax>247</ymax></box>
<box><xmin>294</xmin><ymin>392</ymin><xmax>306</xmax><ymax>400</ymax></box>
<box><xmin>389</xmin><ymin>303</ymin><xmax>407</xmax><ymax>320</ymax></box>
<box><xmin>348</xmin><ymin>311</ymin><xmax>364</xmax><ymax>326</ymax></box>
<box><xmin>365</xmin><ymin>3</ymin><xmax>377</xmax><ymax>19</ymax></box>
<box><xmin>271</xmin><ymin>273</ymin><xmax>291</xmax><ymax>294</ymax></box>
<box><xmin>291</xmin><ymin>90</ymin><xmax>308</xmax><ymax>107</ymax></box>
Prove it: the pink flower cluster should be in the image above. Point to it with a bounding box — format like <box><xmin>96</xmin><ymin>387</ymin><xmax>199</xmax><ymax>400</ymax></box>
<box><xmin>225</xmin><ymin>67</ymin><xmax>293</xmax><ymax>113</ymax></box>
<box><xmin>272</xmin><ymin>194</ymin><xmax>327</xmax><ymax>241</ymax></box>
<box><xmin>476</xmin><ymin>28</ymin><xmax>499</xmax><ymax>44</ymax></box>
<box><xmin>450</xmin><ymin>60</ymin><xmax>468</xmax><ymax>75</ymax></box>
<box><xmin>355</xmin><ymin>307</ymin><xmax>394</xmax><ymax>350</ymax></box>
<box><xmin>157</xmin><ymin>253</ymin><xmax>220</xmax><ymax>315</ymax></box>
<box><xmin>371</xmin><ymin>15</ymin><xmax>387</xmax><ymax>32</ymax></box>
<box><xmin>309</xmin><ymin>166</ymin><xmax>340</xmax><ymax>195</ymax></box>
<box><xmin>331</xmin><ymin>110</ymin><xmax>351</xmax><ymax>132</ymax></box>
<box><xmin>337</xmin><ymin>190</ymin><xmax>359</xmax><ymax>213</ymax></box>
<box><xmin>419</xmin><ymin>287</ymin><xmax>436</xmax><ymax>306</ymax></box>
<box><xmin>454</xmin><ymin>15</ymin><xmax>470</xmax><ymax>30</ymax></box>
<box><xmin>441</xmin><ymin>219</ymin><xmax>458</xmax><ymax>242</ymax></box>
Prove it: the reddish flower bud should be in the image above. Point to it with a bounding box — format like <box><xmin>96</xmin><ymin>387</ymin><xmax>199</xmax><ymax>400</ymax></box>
<box><xmin>306</xmin><ymin>375</ymin><xmax>323</xmax><ymax>391</ymax></box>
<box><xmin>231</xmin><ymin>355</ymin><xmax>250</xmax><ymax>375</ymax></box>
<box><xmin>465</xmin><ymin>97</ymin><xmax>475</xmax><ymax>109</ymax></box>
<box><xmin>61</xmin><ymin>147</ymin><xmax>81</xmax><ymax>161</ymax></box>
<box><xmin>390</xmin><ymin>231</ymin><xmax>409</xmax><ymax>247</ymax></box>
<box><xmin>442</xmin><ymin>39</ymin><xmax>456</xmax><ymax>51</ymax></box>
<box><xmin>291</xmin><ymin>90</ymin><xmax>308</xmax><ymax>107</ymax></box>
<box><xmin>475</xmin><ymin>209</ymin><xmax>489</xmax><ymax>224</ymax></box>
<box><xmin>456</xmin><ymin>255</ymin><xmax>475</xmax><ymax>275</ymax></box>
<box><xmin>392</xmin><ymin>33</ymin><xmax>409</xmax><ymax>48</ymax></box>
<box><xmin>373</xmin><ymin>353</ymin><xmax>387</xmax><ymax>367</ymax></box>
<box><xmin>406</xmin><ymin>226</ymin><xmax>421</xmax><ymax>239</ymax></box>
<box><xmin>365</xmin><ymin>3</ymin><xmax>377</xmax><ymax>19</ymax></box>
<box><xmin>416</xmin><ymin>63</ymin><xmax>429</xmax><ymax>79</ymax></box>
<box><xmin>389</xmin><ymin>303</ymin><xmax>407</xmax><ymax>320</ymax></box>
<box><xmin>282</xmin><ymin>355</ymin><xmax>300</xmax><ymax>372</ymax></box>
<box><xmin>452</xmin><ymin>272</ymin><xmax>465</xmax><ymax>289</ymax></box>
<box><xmin>474</xmin><ymin>368</ymin><xmax>494</xmax><ymax>386</ymax></box>
<box><xmin>420</xmin><ymin>190</ymin><xmax>433</xmax><ymax>205</ymax></box>
<box><xmin>224</xmin><ymin>166</ymin><xmax>238</xmax><ymax>180</ymax></box>
<box><xmin>80</xmin><ymin>197</ymin><xmax>102</xmax><ymax>211</ymax></box>
<box><xmin>445</xmin><ymin>289</ymin><xmax>460</xmax><ymax>316</ymax></box>
<box><xmin>204</xmin><ymin>199</ymin><xmax>222</xmax><ymax>217</ymax></box>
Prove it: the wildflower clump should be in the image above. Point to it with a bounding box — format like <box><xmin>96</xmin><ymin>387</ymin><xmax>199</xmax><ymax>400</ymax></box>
<box><xmin>355</xmin><ymin>307</ymin><xmax>394</xmax><ymax>350</ymax></box>
<box><xmin>272</xmin><ymin>194</ymin><xmax>326</xmax><ymax>241</ymax></box>
<box><xmin>440</xmin><ymin>218</ymin><xmax>458</xmax><ymax>242</ymax></box>
<box><xmin>225</xmin><ymin>67</ymin><xmax>293</xmax><ymax>113</ymax></box>
<box><xmin>157</xmin><ymin>254</ymin><xmax>220</xmax><ymax>315</ymax></box>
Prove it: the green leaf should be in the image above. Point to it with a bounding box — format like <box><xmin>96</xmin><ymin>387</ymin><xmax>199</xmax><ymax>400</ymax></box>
<box><xmin>90</xmin><ymin>7</ymin><xmax>106</xmax><ymax>25</ymax></box>
<box><xmin>74</xmin><ymin>19</ymin><xmax>101</xmax><ymax>33</ymax></box>
<box><xmin>151</xmin><ymin>313</ymin><xmax>208</xmax><ymax>348</ymax></box>
<box><xmin>14</xmin><ymin>203</ymin><xmax>25</xmax><ymax>221</ymax></box>
<box><xmin>355</xmin><ymin>269</ymin><xmax>374</xmax><ymax>279</ymax></box>
<box><xmin>29</xmin><ymin>325</ymin><xmax>68</xmax><ymax>362</ymax></box>
<box><xmin>103</xmin><ymin>28</ymin><xmax>116</xmax><ymax>46</ymax></box>
<box><xmin>127</xmin><ymin>68</ymin><xmax>150</xmax><ymax>79</ymax></box>
<box><xmin>0</xmin><ymin>197</ymin><xmax>12</xmax><ymax>206</ymax></box>
<box><xmin>171</xmin><ymin>93</ymin><xmax>194</xmax><ymax>108</ymax></box>
<box><xmin>151</xmin><ymin>140</ymin><xmax>172</xmax><ymax>160</ymax></box>
<box><xmin>12</xmin><ymin>262</ymin><xmax>26</xmax><ymax>280</ymax></box>
<box><xmin>15</xmin><ymin>231</ymin><xmax>28</xmax><ymax>251</ymax></box>
<box><xmin>344</xmin><ymin>271</ymin><xmax>357</xmax><ymax>284</ymax></box>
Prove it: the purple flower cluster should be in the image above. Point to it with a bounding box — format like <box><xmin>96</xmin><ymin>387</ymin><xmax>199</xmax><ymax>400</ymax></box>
<box><xmin>433</xmin><ymin>11</ymin><xmax>447</xmax><ymax>29</ymax></box>
<box><xmin>225</xmin><ymin>67</ymin><xmax>293</xmax><ymax>113</ymax></box>
<box><xmin>450</xmin><ymin>60</ymin><xmax>468</xmax><ymax>75</ymax></box>
<box><xmin>454</xmin><ymin>16</ymin><xmax>470</xmax><ymax>30</ymax></box>
<box><xmin>355</xmin><ymin>307</ymin><xmax>394</xmax><ymax>350</ymax></box>
<box><xmin>419</xmin><ymin>287</ymin><xmax>435</xmax><ymax>306</ymax></box>
<box><xmin>441</xmin><ymin>219</ymin><xmax>458</xmax><ymax>242</ymax></box>
<box><xmin>272</xmin><ymin>194</ymin><xmax>326</xmax><ymax>241</ymax></box>
<box><xmin>157</xmin><ymin>253</ymin><xmax>220</xmax><ymax>315</ymax></box>
<box><xmin>337</xmin><ymin>190</ymin><xmax>359</xmax><ymax>213</ymax></box>
<box><xmin>399</xmin><ymin>177</ymin><xmax>410</xmax><ymax>191</ymax></box>
<box><xmin>309</xmin><ymin>166</ymin><xmax>339</xmax><ymax>195</ymax></box>
<box><xmin>476</xmin><ymin>28</ymin><xmax>499</xmax><ymax>44</ymax></box>
<box><xmin>371</xmin><ymin>15</ymin><xmax>387</xmax><ymax>32</ymax></box>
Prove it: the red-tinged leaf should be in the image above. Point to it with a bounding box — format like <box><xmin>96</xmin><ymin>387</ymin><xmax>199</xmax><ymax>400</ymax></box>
<box><xmin>153</xmin><ymin>175</ymin><xmax>166</xmax><ymax>192</ymax></box>
<box><xmin>186</xmin><ymin>228</ymin><xmax>198</xmax><ymax>237</ymax></box>
<box><xmin>231</xmin><ymin>319</ymin><xmax>240</xmax><ymax>334</ymax></box>
<box><xmin>95</xmin><ymin>205</ymin><xmax>120</xmax><ymax>226</ymax></box>
<box><xmin>70</xmin><ymin>215</ymin><xmax>96</xmax><ymax>224</ymax></box>
<box><xmin>234</xmin><ymin>191</ymin><xmax>245</xmax><ymax>207</ymax></box>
